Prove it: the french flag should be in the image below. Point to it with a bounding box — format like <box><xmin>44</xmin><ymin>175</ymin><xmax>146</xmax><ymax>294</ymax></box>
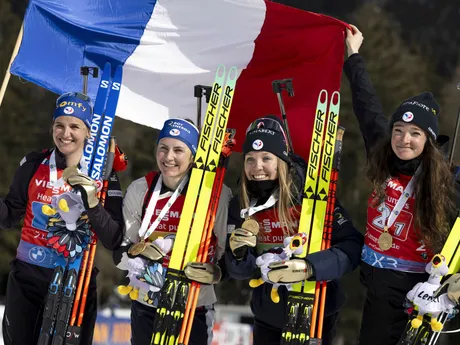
<box><xmin>11</xmin><ymin>0</ymin><xmax>347</xmax><ymax>158</ymax></box>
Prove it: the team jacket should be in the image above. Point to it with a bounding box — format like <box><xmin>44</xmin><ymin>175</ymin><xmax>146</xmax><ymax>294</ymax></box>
<box><xmin>0</xmin><ymin>149</ymin><xmax>124</xmax><ymax>282</ymax></box>
<box><xmin>115</xmin><ymin>171</ymin><xmax>232</xmax><ymax>308</ymax></box>
<box><xmin>343</xmin><ymin>53</ymin><xmax>460</xmax><ymax>276</ymax></box>
<box><xmin>224</xmin><ymin>158</ymin><xmax>364</xmax><ymax>330</ymax></box>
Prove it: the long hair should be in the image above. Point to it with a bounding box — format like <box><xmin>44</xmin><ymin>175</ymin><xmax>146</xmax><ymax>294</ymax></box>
<box><xmin>368</xmin><ymin>136</ymin><xmax>456</xmax><ymax>252</ymax></box>
<box><xmin>239</xmin><ymin>157</ymin><xmax>299</xmax><ymax>237</ymax></box>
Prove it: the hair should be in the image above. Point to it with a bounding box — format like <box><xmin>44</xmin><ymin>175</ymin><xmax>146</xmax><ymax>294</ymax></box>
<box><xmin>367</xmin><ymin>135</ymin><xmax>456</xmax><ymax>253</ymax></box>
<box><xmin>239</xmin><ymin>156</ymin><xmax>299</xmax><ymax>237</ymax></box>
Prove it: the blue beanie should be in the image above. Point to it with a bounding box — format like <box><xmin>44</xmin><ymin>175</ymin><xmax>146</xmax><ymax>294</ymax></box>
<box><xmin>158</xmin><ymin>118</ymin><xmax>200</xmax><ymax>155</ymax></box>
<box><xmin>54</xmin><ymin>92</ymin><xmax>93</xmax><ymax>128</ymax></box>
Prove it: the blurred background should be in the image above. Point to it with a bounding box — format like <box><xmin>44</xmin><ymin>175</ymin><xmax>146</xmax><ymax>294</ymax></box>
<box><xmin>1</xmin><ymin>0</ymin><xmax>460</xmax><ymax>344</ymax></box>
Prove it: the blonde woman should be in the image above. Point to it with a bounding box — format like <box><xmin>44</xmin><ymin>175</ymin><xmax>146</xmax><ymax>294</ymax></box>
<box><xmin>225</xmin><ymin>116</ymin><xmax>363</xmax><ymax>345</ymax></box>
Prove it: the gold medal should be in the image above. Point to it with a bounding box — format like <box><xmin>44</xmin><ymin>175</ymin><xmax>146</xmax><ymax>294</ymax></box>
<box><xmin>242</xmin><ymin>218</ymin><xmax>260</xmax><ymax>235</ymax></box>
<box><xmin>128</xmin><ymin>240</ymin><xmax>147</xmax><ymax>256</ymax></box>
<box><xmin>378</xmin><ymin>227</ymin><xmax>393</xmax><ymax>251</ymax></box>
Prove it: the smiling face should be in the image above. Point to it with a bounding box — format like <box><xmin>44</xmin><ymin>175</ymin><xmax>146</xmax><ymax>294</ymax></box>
<box><xmin>52</xmin><ymin>116</ymin><xmax>89</xmax><ymax>157</ymax></box>
<box><xmin>156</xmin><ymin>137</ymin><xmax>193</xmax><ymax>181</ymax></box>
<box><xmin>244</xmin><ymin>151</ymin><xmax>279</xmax><ymax>181</ymax></box>
<box><xmin>391</xmin><ymin>121</ymin><xmax>428</xmax><ymax>160</ymax></box>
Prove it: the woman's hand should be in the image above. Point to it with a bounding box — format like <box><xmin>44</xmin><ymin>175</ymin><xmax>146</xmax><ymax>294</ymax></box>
<box><xmin>346</xmin><ymin>24</ymin><xmax>364</xmax><ymax>58</ymax></box>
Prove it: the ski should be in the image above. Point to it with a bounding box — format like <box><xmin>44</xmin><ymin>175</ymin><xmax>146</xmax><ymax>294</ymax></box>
<box><xmin>178</xmin><ymin>130</ymin><xmax>236</xmax><ymax>345</ymax></box>
<box><xmin>281</xmin><ymin>90</ymin><xmax>341</xmax><ymax>345</ymax></box>
<box><xmin>151</xmin><ymin>65</ymin><xmax>237</xmax><ymax>345</ymax></box>
<box><xmin>38</xmin><ymin>63</ymin><xmax>122</xmax><ymax>345</ymax></box>
<box><xmin>315</xmin><ymin>126</ymin><xmax>345</xmax><ymax>339</ymax></box>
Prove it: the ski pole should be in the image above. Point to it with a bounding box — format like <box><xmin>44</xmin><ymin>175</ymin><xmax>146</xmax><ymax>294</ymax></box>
<box><xmin>68</xmin><ymin>137</ymin><xmax>118</xmax><ymax>335</ymax></box>
<box><xmin>448</xmin><ymin>82</ymin><xmax>460</xmax><ymax>166</ymax></box>
<box><xmin>77</xmin><ymin>137</ymin><xmax>117</xmax><ymax>325</ymax></box>
<box><xmin>194</xmin><ymin>85</ymin><xmax>211</xmax><ymax>130</ymax></box>
<box><xmin>80</xmin><ymin>67</ymin><xmax>99</xmax><ymax>95</ymax></box>
<box><xmin>178</xmin><ymin>130</ymin><xmax>235</xmax><ymax>345</ymax></box>
<box><xmin>272</xmin><ymin>79</ymin><xmax>295</xmax><ymax>153</ymax></box>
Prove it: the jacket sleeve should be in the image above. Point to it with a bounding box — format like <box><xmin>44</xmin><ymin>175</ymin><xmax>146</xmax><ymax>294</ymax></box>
<box><xmin>0</xmin><ymin>152</ymin><xmax>45</xmax><ymax>230</ymax></box>
<box><xmin>213</xmin><ymin>184</ymin><xmax>232</xmax><ymax>261</ymax></box>
<box><xmin>212</xmin><ymin>184</ymin><xmax>232</xmax><ymax>279</ymax></box>
<box><xmin>305</xmin><ymin>199</ymin><xmax>364</xmax><ymax>281</ymax></box>
<box><xmin>224</xmin><ymin>195</ymin><xmax>258</xmax><ymax>280</ymax></box>
<box><xmin>343</xmin><ymin>53</ymin><xmax>390</xmax><ymax>155</ymax></box>
<box><xmin>86</xmin><ymin>171</ymin><xmax>124</xmax><ymax>251</ymax></box>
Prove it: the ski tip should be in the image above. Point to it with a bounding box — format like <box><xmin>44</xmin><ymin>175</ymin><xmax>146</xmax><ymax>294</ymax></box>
<box><xmin>330</xmin><ymin>91</ymin><xmax>340</xmax><ymax>106</ymax></box>
<box><xmin>216</xmin><ymin>64</ymin><xmax>226</xmax><ymax>78</ymax></box>
<box><xmin>228</xmin><ymin>66</ymin><xmax>238</xmax><ymax>81</ymax></box>
<box><xmin>318</xmin><ymin>89</ymin><xmax>328</xmax><ymax>105</ymax></box>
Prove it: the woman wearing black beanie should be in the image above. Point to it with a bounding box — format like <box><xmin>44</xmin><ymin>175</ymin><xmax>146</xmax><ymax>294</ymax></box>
<box><xmin>224</xmin><ymin>115</ymin><xmax>364</xmax><ymax>345</ymax></box>
<box><xmin>345</xmin><ymin>25</ymin><xmax>459</xmax><ymax>345</ymax></box>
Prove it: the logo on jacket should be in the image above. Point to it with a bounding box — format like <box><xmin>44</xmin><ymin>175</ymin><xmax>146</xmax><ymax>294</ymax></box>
<box><xmin>29</xmin><ymin>246</ymin><xmax>46</xmax><ymax>263</ymax></box>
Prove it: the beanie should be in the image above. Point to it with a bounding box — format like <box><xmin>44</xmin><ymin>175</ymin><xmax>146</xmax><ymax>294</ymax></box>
<box><xmin>390</xmin><ymin>92</ymin><xmax>440</xmax><ymax>140</ymax></box>
<box><xmin>54</xmin><ymin>92</ymin><xmax>93</xmax><ymax>128</ymax></box>
<box><xmin>243</xmin><ymin>116</ymin><xmax>290</xmax><ymax>162</ymax></box>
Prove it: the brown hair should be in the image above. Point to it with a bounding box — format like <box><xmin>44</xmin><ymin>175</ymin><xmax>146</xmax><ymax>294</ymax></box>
<box><xmin>239</xmin><ymin>157</ymin><xmax>299</xmax><ymax>237</ymax></box>
<box><xmin>368</xmin><ymin>136</ymin><xmax>456</xmax><ymax>252</ymax></box>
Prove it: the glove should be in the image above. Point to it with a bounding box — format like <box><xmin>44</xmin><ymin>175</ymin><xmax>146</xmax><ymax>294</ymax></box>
<box><xmin>128</xmin><ymin>240</ymin><xmax>169</xmax><ymax>261</ymax></box>
<box><xmin>436</xmin><ymin>273</ymin><xmax>460</xmax><ymax>305</ymax></box>
<box><xmin>229</xmin><ymin>219</ymin><xmax>259</xmax><ymax>260</ymax></box>
<box><xmin>63</xmin><ymin>167</ymin><xmax>99</xmax><ymax>209</ymax></box>
<box><xmin>266</xmin><ymin>259</ymin><xmax>313</xmax><ymax>284</ymax></box>
<box><xmin>184</xmin><ymin>262</ymin><xmax>222</xmax><ymax>285</ymax></box>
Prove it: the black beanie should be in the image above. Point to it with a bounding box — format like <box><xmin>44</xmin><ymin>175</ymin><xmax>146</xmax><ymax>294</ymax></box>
<box><xmin>243</xmin><ymin>115</ymin><xmax>290</xmax><ymax>163</ymax></box>
<box><xmin>389</xmin><ymin>92</ymin><xmax>440</xmax><ymax>140</ymax></box>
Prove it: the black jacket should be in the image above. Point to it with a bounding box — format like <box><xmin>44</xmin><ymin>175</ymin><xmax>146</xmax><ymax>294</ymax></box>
<box><xmin>224</xmin><ymin>157</ymin><xmax>364</xmax><ymax>329</ymax></box>
<box><xmin>0</xmin><ymin>148</ymin><xmax>123</xmax><ymax>283</ymax></box>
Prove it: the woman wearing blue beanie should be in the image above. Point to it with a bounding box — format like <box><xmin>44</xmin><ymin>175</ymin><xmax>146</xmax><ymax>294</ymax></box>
<box><xmin>114</xmin><ymin>118</ymin><xmax>231</xmax><ymax>345</ymax></box>
<box><xmin>1</xmin><ymin>92</ymin><xmax>124</xmax><ymax>345</ymax></box>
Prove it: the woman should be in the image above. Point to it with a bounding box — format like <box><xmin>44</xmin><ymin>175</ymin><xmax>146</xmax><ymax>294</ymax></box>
<box><xmin>225</xmin><ymin>115</ymin><xmax>364</xmax><ymax>345</ymax></box>
<box><xmin>0</xmin><ymin>92</ymin><xmax>124</xmax><ymax>345</ymax></box>
<box><xmin>345</xmin><ymin>25</ymin><xmax>458</xmax><ymax>345</ymax></box>
<box><xmin>115</xmin><ymin>118</ymin><xmax>231</xmax><ymax>345</ymax></box>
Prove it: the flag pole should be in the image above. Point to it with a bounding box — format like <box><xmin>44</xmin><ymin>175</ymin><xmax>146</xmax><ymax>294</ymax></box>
<box><xmin>0</xmin><ymin>23</ymin><xmax>24</xmax><ymax>109</ymax></box>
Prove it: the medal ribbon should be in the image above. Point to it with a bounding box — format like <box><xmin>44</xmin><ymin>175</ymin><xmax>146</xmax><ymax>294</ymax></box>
<box><xmin>384</xmin><ymin>167</ymin><xmax>420</xmax><ymax>231</ymax></box>
<box><xmin>138</xmin><ymin>174</ymin><xmax>189</xmax><ymax>240</ymax></box>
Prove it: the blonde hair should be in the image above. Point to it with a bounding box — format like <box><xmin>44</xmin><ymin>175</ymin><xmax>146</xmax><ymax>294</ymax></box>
<box><xmin>239</xmin><ymin>157</ymin><xmax>299</xmax><ymax>237</ymax></box>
